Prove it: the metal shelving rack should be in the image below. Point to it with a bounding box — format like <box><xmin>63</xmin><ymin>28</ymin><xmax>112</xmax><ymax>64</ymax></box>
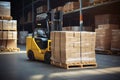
<box><xmin>19</xmin><ymin>0</ymin><xmax>120</xmax><ymax>32</ymax></box>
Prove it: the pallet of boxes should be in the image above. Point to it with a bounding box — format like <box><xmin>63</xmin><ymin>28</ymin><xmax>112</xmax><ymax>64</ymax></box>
<box><xmin>0</xmin><ymin>1</ymin><xmax>20</xmax><ymax>52</ymax></box>
<box><xmin>95</xmin><ymin>14</ymin><xmax>120</xmax><ymax>54</ymax></box>
<box><xmin>50</xmin><ymin>31</ymin><xmax>97</xmax><ymax>69</ymax></box>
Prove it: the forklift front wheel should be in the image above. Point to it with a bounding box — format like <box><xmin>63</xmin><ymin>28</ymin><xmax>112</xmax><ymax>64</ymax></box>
<box><xmin>27</xmin><ymin>50</ymin><xmax>35</xmax><ymax>61</ymax></box>
<box><xmin>44</xmin><ymin>51</ymin><xmax>51</xmax><ymax>64</ymax></box>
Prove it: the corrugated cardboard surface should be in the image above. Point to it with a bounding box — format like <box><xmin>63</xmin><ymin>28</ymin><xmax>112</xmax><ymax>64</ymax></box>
<box><xmin>0</xmin><ymin>20</ymin><xmax>17</xmax><ymax>30</ymax></box>
<box><xmin>95</xmin><ymin>24</ymin><xmax>119</xmax><ymax>50</ymax></box>
<box><xmin>95</xmin><ymin>14</ymin><xmax>120</xmax><ymax>26</ymax></box>
<box><xmin>51</xmin><ymin>31</ymin><xmax>96</xmax><ymax>64</ymax></box>
<box><xmin>0</xmin><ymin>40</ymin><xmax>17</xmax><ymax>48</ymax></box>
<box><xmin>111</xmin><ymin>30</ymin><xmax>120</xmax><ymax>50</ymax></box>
<box><xmin>0</xmin><ymin>1</ymin><xmax>11</xmax><ymax>16</ymax></box>
<box><xmin>0</xmin><ymin>31</ymin><xmax>17</xmax><ymax>40</ymax></box>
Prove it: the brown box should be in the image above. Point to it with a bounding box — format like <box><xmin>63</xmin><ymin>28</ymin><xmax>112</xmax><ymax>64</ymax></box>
<box><xmin>111</xmin><ymin>30</ymin><xmax>120</xmax><ymax>50</ymax></box>
<box><xmin>0</xmin><ymin>1</ymin><xmax>11</xmax><ymax>16</ymax></box>
<box><xmin>0</xmin><ymin>20</ymin><xmax>17</xmax><ymax>30</ymax></box>
<box><xmin>51</xmin><ymin>31</ymin><xmax>96</xmax><ymax>64</ymax></box>
<box><xmin>61</xmin><ymin>49</ymin><xmax>81</xmax><ymax>63</ymax></box>
<box><xmin>95</xmin><ymin>14</ymin><xmax>120</xmax><ymax>26</ymax></box>
<box><xmin>0</xmin><ymin>40</ymin><xmax>17</xmax><ymax>48</ymax></box>
<box><xmin>0</xmin><ymin>20</ymin><xmax>2</xmax><ymax>30</ymax></box>
<box><xmin>0</xmin><ymin>31</ymin><xmax>17</xmax><ymax>40</ymax></box>
<box><xmin>12</xmin><ymin>20</ymin><xmax>17</xmax><ymax>30</ymax></box>
<box><xmin>70</xmin><ymin>2</ymin><xmax>80</xmax><ymax>10</ymax></box>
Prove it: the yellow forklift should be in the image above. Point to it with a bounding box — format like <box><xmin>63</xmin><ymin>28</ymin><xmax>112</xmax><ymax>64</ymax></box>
<box><xmin>26</xmin><ymin>6</ymin><xmax>63</xmax><ymax>64</ymax></box>
<box><xmin>26</xmin><ymin>12</ymin><xmax>52</xmax><ymax>64</ymax></box>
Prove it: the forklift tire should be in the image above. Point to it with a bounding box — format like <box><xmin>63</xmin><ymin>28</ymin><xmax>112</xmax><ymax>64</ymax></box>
<box><xmin>44</xmin><ymin>51</ymin><xmax>51</xmax><ymax>64</ymax></box>
<box><xmin>28</xmin><ymin>50</ymin><xmax>35</xmax><ymax>61</ymax></box>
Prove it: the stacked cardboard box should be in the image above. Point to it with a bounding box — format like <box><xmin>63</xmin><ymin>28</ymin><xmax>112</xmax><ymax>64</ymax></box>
<box><xmin>81</xmin><ymin>32</ymin><xmax>96</xmax><ymax>63</ymax></box>
<box><xmin>95</xmin><ymin>24</ymin><xmax>119</xmax><ymax>50</ymax></box>
<box><xmin>0</xmin><ymin>20</ymin><xmax>17</xmax><ymax>30</ymax></box>
<box><xmin>0</xmin><ymin>1</ymin><xmax>10</xmax><ymax>17</ymax></box>
<box><xmin>63</xmin><ymin>0</ymin><xmax>89</xmax><ymax>13</ymax></box>
<box><xmin>51</xmin><ymin>31</ymin><xmax>96</xmax><ymax>65</ymax></box>
<box><xmin>0</xmin><ymin>31</ymin><xmax>17</xmax><ymax>39</ymax></box>
<box><xmin>0</xmin><ymin>1</ymin><xmax>18</xmax><ymax>51</ymax></box>
<box><xmin>111</xmin><ymin>30</ymin><xmax>120</xmax><ymax>51</ymax></box>
<box><xmin>0</xmin><ymin>20</ymin><xmax>17</xmax><ymax>49</ymax></box>
<box><xmin>95</xmin><ymin>14</ymin><xmax>120</xmax><ymax>27</ymax></box>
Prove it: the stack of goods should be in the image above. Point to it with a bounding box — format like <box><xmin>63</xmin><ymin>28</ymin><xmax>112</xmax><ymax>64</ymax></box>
<box><xmin>0</xmin><ymin>1</ymin><xmax>11</xmax><ymax>17</ymax></box>
<box><xmin>111</xmin><ymin>30</ymin><xmax>120</xmax><ymax>51</ymax></box>
<box><xmin>95</xmin><ymin>24</ymin><xmax>119</xmax><ymax>50</ymax></box>
<box><xmin>95</xmin><ymin>14</ymin><xmax>120</xmax><ymax>51</ymax></box>
<box><xmin>36</xmin><ymin>5</ymin><xmax>47</xmax><ymax>14</ymax></box>
<box><xmin>63</xmin><ymin>2</ymin><xmax>79</xmax><ymax>13</ymax></box>
<box><xmin>53</xmin><ymin>6</ymin><xmax>63</xmax><ymax>12</ymax></box>
<box><xmin>0</xmin><ymin>1</ymin><xmax>19</xmax><ymax>52</ymax></box>
<box><xmin>95</xmin><ymin>14</ymin><xmax>120</xmax><ymax>27</ymax></box>
<box><xmin>51</xmin><ymin>31</ymin><xmax>97</xmax><ymax>69</ymax></box>
<box><xmin>80</xmin><ymin>32</ymin><xmax>96</xmax><ymax>64</ymax></box>
<box><xmin>63</xmin><ymin>0</ymin><xmax>89</xmax><ymax>13</ymax></box>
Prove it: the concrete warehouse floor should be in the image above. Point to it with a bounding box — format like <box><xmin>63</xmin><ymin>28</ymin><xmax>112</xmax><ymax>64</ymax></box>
<box><xmin>0</xmin><ymin>44</ymin><xmax>120</xmax><ymax>80</ymax></box>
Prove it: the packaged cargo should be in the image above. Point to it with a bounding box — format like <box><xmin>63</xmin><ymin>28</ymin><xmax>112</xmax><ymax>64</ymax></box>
<box><xmin>0</xmin><ymin>1</ymin><xmax>11</xmax><ymax>16</ymax></box>
<box><xmin>51</xmin><ymin>31</ymin><xmax>96</xmax><ymax>64</ymax></box>
<box><xmin>0</xmin><ymin>40</ymin><xmax>17</xmax><ymax>48</ymax></box>
<box><xmin>95</xmin><ymin>14</ymin><xmax>120</xmax><ymax>26</ymax></box>
<box><xmin>0</xmin><ymin>20</ymin><xmax>17</xmax><ymax>30</ymax></box>
<box><xmin>111</xmin><ymin>30</ymin><xmax>120</xmax><ymax>51</ymax></box>
<box><xmin>0</xmin><ymin>31</ymin><xmax>17</xmax><ymax>39</ymax></box>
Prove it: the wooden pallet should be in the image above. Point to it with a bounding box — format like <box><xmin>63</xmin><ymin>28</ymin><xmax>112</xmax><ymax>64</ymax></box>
<box><xmin>51</xmin><ymin>60</ymin><xmax>97</xmax><ymax>69</ymax></box>
<box><xmin>95</xmin><ymin>49</ymin><xmax>112</xmax><ymax>55</ymax></box>
<box><xmin>111</xmin><ymin>50</ymin><xmax>120</xmax><ymax>55</ymax></box>
<box><xmin>0</xmin><ymin>48</ymin><xmax>20</xmax><ymax>52</ymax></box>
<box><xmin>0</xmin><ymin>16</ymin><xmax>13</xmax><ymax>20</ymax></box>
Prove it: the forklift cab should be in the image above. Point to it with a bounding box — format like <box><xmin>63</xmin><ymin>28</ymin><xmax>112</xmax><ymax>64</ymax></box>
<box><xmin>33</xmin><ymin>28</ymin><xmax>48</xmax><ymax>49</ymax></box>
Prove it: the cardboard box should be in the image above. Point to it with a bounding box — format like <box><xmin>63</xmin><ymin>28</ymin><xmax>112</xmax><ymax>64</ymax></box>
<box><xmin>0</xmin><ymin>20</ymin><xmax>2</xmax><ymax>30</ymax></box>
<box><xmin>0</xmin><ymin>1</ymin><xmax>11</xmax><ymax>16</ymax></box>
<box><xmin>111</xmin><ymin>30</ymin><xmax>120</xmax><ymax>50</ymax></box>
<box><xmin>0</xmin><ymin>20</ymin><xmax>17</xmax><ymax>30</ymax></box>
<box><xmin>1</xmin><ymin>31</ymin><xmax>17</xmax><ymax>39</ymax></box>
<box><xmin>95</xmin><ymin>14</ymin><xmax>120</xmax><ymax>26</ymax></box>
<box><xmin>0</xmin><ymin>40</ymin><xmax>17</xmax><ymax>48</ymax></box>
<box><xmin>51</xmin><ymin>31</ymin><xmax>96</xmax><ymax>64</ymax></box>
